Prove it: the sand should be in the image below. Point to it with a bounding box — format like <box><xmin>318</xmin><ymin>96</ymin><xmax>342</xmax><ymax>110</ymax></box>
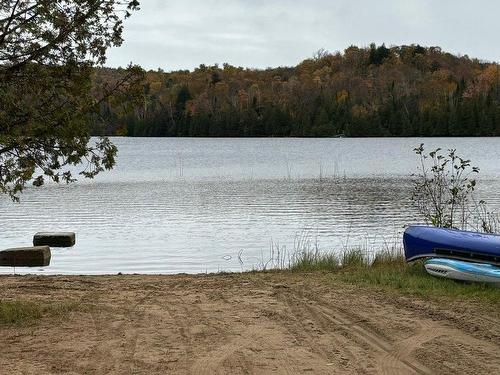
<box><xmin>0</xmin><ymin>272</ymin><xmax>498</xmax><ymax>374</ymax></box>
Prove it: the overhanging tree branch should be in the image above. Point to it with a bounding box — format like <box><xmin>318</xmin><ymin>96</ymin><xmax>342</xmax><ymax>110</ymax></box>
<box><xmin>0</xmin><ymin>0</ymin><xmax>142</xmax><ymax>201</ymax></box>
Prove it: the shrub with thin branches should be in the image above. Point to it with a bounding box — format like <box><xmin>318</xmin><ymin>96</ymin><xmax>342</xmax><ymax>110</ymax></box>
<box><xmin>411</xmin><ymin>144</ymin><xmax>499</xmax><ymax>233</ymax></box>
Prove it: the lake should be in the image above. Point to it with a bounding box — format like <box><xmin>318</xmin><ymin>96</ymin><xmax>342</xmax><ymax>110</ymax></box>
<box><xmin>1</xmin><ymin>137</ymin><xmax>500</xmax><ymax>275</ymax></box>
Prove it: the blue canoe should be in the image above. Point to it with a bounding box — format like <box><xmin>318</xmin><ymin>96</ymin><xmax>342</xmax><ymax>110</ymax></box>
<box><xmin>425</xmin><ymin>258</ymin><xmax>500</xmax><ymax>285</ymax></box>
<box><xmin>404</xmin><ymin>226</ymin><xmax>500</xmax><ymax>265</ymax></box>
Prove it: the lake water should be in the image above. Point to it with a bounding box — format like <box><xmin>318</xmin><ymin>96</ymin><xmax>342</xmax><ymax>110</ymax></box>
<box><xmin>1</xmin><ymin>137</ymin><xmax>500</xmax><ymax>275</ymax></box>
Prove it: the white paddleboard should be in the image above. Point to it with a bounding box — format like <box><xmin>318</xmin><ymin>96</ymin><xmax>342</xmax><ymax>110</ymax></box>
<box><xmin>425</xmin><ymin>258</ymin><xmax>500</xmax><ymax>285</ymax></box>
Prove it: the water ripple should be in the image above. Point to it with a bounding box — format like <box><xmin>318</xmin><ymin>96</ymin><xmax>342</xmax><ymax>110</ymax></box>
<box><xmin>2</xmin><ymin>138</ymin><xmax>500</xmax><ymax>274</ymax></box>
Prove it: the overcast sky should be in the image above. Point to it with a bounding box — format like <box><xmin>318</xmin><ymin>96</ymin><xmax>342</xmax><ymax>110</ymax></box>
<box><xmin>106</xmin><ymin>0</ymin><xmax>500</xmax><ymax>71</ymax></box>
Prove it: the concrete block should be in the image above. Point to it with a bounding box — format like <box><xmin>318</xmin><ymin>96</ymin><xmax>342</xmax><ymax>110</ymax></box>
<box><xmin>0</xmin><ymin>246</ymin><xmax>51</xmax><ymax>267</ymax></box>
<box><xmin>33</xmin><ymin>232</ymin><xmax>75</xmax><ymax>247</ymax></box>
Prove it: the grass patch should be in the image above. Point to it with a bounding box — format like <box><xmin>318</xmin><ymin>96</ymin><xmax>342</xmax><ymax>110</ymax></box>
<box><xmin>290</xmin><ymin>248</ymin><xmax>340</xmax><ymax>272</ymax></box>
<box><xmin>337</xmin><ymin>260</ymin><xmax>500</xmax><ymax>304</ymax></box>
<box><xmin>288</xmin><ymin>248</ymin><xmax>500</xmax><ymax>305</ymax></box>
<box><xmin>289</xmin><ymin>248</ymin><xmax>371</xmax><ymax>271</ymax></box>
<box><xmin>342</xmin><ymin>249</ymin><xmax>369</xmax><ymax>268</ymax></box>
<box><xmin>290</xmin><ymin>248</ymin><xmax>371</xmax><ymax>272</ymax></box>
<box><xmin>0</xmin><ymin>300</ymin><xmax>82</xmax><ymax>327</ymax></box>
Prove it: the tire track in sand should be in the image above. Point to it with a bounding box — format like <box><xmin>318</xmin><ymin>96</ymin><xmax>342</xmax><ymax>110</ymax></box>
<box><xmin>189</xmin><ymin>325</ymin><xmax>298</xmax><ymax>375</ymax></box>
<box><xmin>281</xmin><ymin>288</ymin><xmax>434</xmax><ymax>375</ymax></box>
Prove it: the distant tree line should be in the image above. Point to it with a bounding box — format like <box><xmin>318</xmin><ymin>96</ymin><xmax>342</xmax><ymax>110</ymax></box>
<box><xmin>94</xmin><ymin>44</ymin><xmax>500</xmax><ymax>137</ymax></box>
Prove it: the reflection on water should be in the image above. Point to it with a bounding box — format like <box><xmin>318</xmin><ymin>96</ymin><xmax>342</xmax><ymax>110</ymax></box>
<box><xmin>1</xmin><ymin>137</ymin><xmax>500</xmax><ymax>274</ymax></box>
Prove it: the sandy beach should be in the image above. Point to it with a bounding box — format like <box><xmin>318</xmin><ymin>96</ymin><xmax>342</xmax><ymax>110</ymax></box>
<box><xmin>0</xmin><ymin>272</ymin><xmax>499</xmax><ymax>374</ymax></box>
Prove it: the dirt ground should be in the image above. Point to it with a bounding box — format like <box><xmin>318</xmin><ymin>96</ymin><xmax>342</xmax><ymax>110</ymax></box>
<box><xmin>0</xmin><ymin>272</ymin><xmax>498</xmax><ymax>375</ymax></box>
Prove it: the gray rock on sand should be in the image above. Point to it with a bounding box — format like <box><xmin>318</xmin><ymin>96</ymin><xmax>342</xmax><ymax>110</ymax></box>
<box><xmin>33</xmin><ymin>232</ymin><xmax>76</xmax><ymax>247</ymax></box>
<box><xmin>0</xmin><ymin>246</ymin><xmax>51</xmax><ymax>267</ymax></box>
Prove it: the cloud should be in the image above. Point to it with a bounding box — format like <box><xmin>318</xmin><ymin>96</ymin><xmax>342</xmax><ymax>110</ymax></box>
<box><xmin>106</xmin><ymin>0</ymin><xmax>500</xmax><ymax>71</ymax></box>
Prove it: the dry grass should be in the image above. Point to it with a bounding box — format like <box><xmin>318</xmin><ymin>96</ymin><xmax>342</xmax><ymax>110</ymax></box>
<box><xmin>0</xmin><ymin>300</ymin><xmax>82</xmax><ymax>326</ymax></box>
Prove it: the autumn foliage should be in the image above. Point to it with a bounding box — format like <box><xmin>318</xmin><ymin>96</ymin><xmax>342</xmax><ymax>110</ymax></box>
<box><xmin>95</xmin><ymin>44</ymin><xmax>500</xmax><ymax>137</ymax></box>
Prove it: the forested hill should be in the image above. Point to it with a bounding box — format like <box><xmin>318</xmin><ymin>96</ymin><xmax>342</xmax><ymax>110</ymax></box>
<box><xmin>95</xmin><ymin>44</ymin><xmax>500</xmax><ymax>137</ymax></box>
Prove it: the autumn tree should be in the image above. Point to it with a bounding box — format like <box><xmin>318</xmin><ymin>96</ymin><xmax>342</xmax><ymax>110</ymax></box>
<box><xmin>92</xmin><ymin>43</ymin><xmax>500</xmax><ymax>139</ymax></box>
<box><xmin>369</xmin><ymin>43</ymin><xmax>391</xmax><ymax>65</ymax></box>
<box><xmin>0</xmin><ymin>0</ymin><xmax>142</xmax><ymax>200</ymax></box>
